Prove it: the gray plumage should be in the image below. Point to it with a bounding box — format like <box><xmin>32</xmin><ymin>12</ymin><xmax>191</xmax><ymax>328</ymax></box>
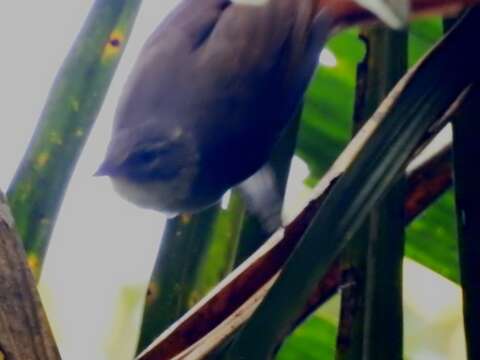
<box><xmin>97</xmin><ymin>0</ymin><xmax>332</xmax><ymax>227</ymax></box>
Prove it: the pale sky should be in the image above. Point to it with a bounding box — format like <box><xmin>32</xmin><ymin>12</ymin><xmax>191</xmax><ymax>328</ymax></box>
<box><xmin>0</xmin><ymin>2</ymin><xmax>464</xmax><ymax>360</ymax></box>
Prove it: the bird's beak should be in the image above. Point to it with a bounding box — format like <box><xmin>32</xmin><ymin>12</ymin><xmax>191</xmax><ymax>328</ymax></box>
<box><xmin>93</xmin><ymin>161</ymin><xmax>111</xmax><ymax>177</ymax></box>
<box><xmin>352</xmin><ymin>0</ymin><xmax>411</xmax><ymax>28</ymax></box>
<box><xmin>93</xmin><ymin>168</ymin><xmax>107</xmax><ymax>177</ymax></box>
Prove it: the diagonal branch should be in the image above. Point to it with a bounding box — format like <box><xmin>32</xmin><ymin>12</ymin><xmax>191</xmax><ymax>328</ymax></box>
<box><xmin>406</xmin><ymin>140</ymin><xmax>453</xmax><ymax>222</ymax></box>
<box><xmin>0</xmin><ymin>190</ymin><xmax>60</xmax><ymax>360</ymax></box>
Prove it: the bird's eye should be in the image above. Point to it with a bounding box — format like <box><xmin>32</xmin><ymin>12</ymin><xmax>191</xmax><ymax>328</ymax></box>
<box><xmin>137</xmin><ymin>150</ymin><xmax>157</xmax><ymax>163</ymax></box>
<box><xmin>129</xmin><ymin>139</ymin><xmax>173</xmax><ymax>164</ymax></box>
<box><xmin>122</xmin><ymin>141</ymin><xmax>180</xmax><ymax>181</ymax></box>
<box><xmin>126</xmin><ymin>148</ymin><xmax>159</xmax><ymax>166</ymax></box>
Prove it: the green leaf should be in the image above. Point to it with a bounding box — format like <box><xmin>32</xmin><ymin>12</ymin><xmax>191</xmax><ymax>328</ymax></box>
<box><xmin>299</xmin><ymin>19</ymin><xmax>442</xmax><ymax>183</ymax></box>
<box><xmin>298</xmin><ymin>17</ymin><xmax>457</xmax><ymax>288</ymax></box>
<box><xmin>136</xmin><ymin>208</ymin><xmax>222</xmax><ymax>354</ymax></box>
<box><xmin>7</xmin><ymin>0</ymin><xmax>142</xmax><ymax>278</ymax></box>
<box><xmin>409</xmin><ymin>18</ymin><xmax>443</xmax><ymax>66</ymax></box>
<box><xmin>136</xmin><ymin>197</ymin><xmax>245</xmax><ymax>354</ymax></box>
<box><xmin>298</xmin><ymin>29</ymin><xmax>363</xmax><ymax>186</ymax></box>
<box><xmin>277</xmin><ymin>315</ymin><xmax>337</xmax><ymax>360</ymax></box>
<box><xmin>406</xmin><ymin>191</ymin><xmax>459</xmax><ymax>283</ymax></box>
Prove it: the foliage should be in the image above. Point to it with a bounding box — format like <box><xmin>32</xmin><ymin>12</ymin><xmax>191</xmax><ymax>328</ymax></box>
<box><xmin>1</xmin><ymin>2</ymin><xmax>477</xmax><ymax>360</ymax></box>
<box><xmin>279</xmin><ymin>16</ymin><xmax>459</xmax><ymax>359</ymax></box>
<box><xmin>299</xmin><ymin>18</ymin><xmax>459</xmax><ymax>287</ymax></box>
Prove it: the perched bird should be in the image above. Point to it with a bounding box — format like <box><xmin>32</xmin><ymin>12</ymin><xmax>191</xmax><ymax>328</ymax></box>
<box><xmin>96</xmin><ymin>0</ymin><xmax>333</xmax><ymax>231</ymax></box>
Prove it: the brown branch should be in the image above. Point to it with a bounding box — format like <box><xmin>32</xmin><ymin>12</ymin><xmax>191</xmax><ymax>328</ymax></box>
<box><xmin>414</xmin><ymin>87</ymin><xmax>470</xmax><ymax>158</ymax></box>
<box><xmin>406</xmin><ymin>142</ymin><xmax>453</xmax><ymax>222</ymax></box>
<box><xmin>403</xmin><ymin>87</ymin><xmax>474</xmax><ymax>221</ymax></box>
<box><xmin>0</xmin><ymin>191</ymin><xmax>60</xmax><ymax>360</ymax></box>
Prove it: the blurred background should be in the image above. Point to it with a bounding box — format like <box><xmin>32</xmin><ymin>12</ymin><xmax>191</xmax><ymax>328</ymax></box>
<box><xmin>0</xmin><ymin>1</ymin><xmax>466</xmax><ymax>359</ymax></box>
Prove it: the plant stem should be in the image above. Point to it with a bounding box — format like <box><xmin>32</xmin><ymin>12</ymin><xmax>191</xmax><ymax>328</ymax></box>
<box><xmin>136</xmin><ymin>207</ymin><xmax>220</xmax><ymax>353</ymax></box>
<box><xmin>452</xmin><ymin>84</ymin><xmax>480</xmax><ymax>360</ymax></box>
<box><xmin>137</xmin><ymin>193</ymin><xmax>247</xmax><ymax>354</ymax></box>
<box><xmin>337</xmin><ymin>25</ymin><xmax>407</xmax><ymax>360</ymax></box>
<box><xmin>7</xmin><ymin>0</ymin><xmax>142</xmax><ymax>279</ymax></box>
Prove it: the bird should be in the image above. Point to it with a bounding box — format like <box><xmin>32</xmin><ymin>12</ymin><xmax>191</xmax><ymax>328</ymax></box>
<box><xmin>96</xmin><ymin>0</ymin><xmax>334</xmax><ymax>231</ymax></box>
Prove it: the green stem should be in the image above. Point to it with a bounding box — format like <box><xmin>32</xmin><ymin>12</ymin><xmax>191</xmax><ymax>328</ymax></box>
<box><xmin>137</xmin><ymin>196</ymin><xmax>246</xmax><ymax>354</ymax></box>
<box><xmin>136</xmin><ymin>207</ymin><xmax>220</xmax><ymax>353</ymax></box>
<box><xmin>362</xmin><ymin>180</ymin><xmax>405</xmax><ymax>360</ymax></box>
<box><xmin>338</xmin><ymin>26</ymin><xmax>407</xmax><ymax>360</ymax></box>
<box><xmin>452</xmin><ymin>84</ymin><xmax>480</xmax><ymax>360</ymax></box>
<box><xmin>7</xmin><ymin>0</ymin><xmax>142</xmax><ymax>279</ymax></box>
<box><xmin>192</xmin><ymin>192</ymin><xmax>246</xmax><ymax>300</ymax></box>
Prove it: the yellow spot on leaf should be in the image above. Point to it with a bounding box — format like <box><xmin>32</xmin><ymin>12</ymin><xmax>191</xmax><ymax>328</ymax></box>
<box><xmin>101</xmin><ymin>29</ymin><xmax>125</xmax><ymax>63</ymax></box>
<box><xmin>35</xmin><ymin>152</ymin><xmax>49</xmax><ymax>169</ymax></box>
<box><xmin>188</xmin><ymin>291</ymin><xmax>201</xmax><ymax>308</ymax></box>
<box><xmin>75</xmin><ymin>129</ymin><xmax>85</xmax><ymax>138</ymax></box>
<box><xmin>49</xmin><ymin>131</ymin><xmax>63</xmax><ymax>145</ymax></box>
<box><xmin>146</xmin><ymin>282</ymin><xmax>159</xmax><ymax>305</ymax></box>
<box><xmin>70</xmin><ymin>98</ymin><xmax>80</xmax><ymax>112</ymax></box>
<box><xmin>27</xmin><ymin>253</ymin><xmax>39</xmax><ymax>278</ymax></box>
<box><xmin>180</xmin><ymin>213</ymin><xmax>192</xmax><ymax>224</ymax></box>
<box><xmin>17</xmin><ymin>182</ymin><xmax>33</xmax><ymax>202</ymax></box>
